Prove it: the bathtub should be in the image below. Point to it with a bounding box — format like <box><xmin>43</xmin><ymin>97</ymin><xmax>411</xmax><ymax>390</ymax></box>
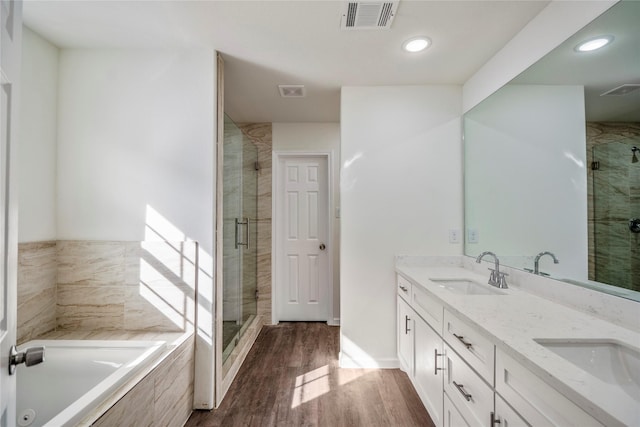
<box><xmin>16</xmin><ymin>340</ymin><xmax>166</xmax><ymax>427</ymax></box>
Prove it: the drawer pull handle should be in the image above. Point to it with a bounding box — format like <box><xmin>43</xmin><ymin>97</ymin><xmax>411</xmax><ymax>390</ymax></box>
<box><xmin>453</xmin><ymin>381</ymin><xmax>472</xmax><ymax>401</ymax></box>
<box><xmin>453</xmin><ymin>333</ymin><xmax>473</xmax><ymax>349</ymax></box>
<box><xmin>491</xmin><ymin>412</ymin><xmax>501</xmax><ymax>425</ymax></box>
<box><xmin>434</xmin><ymin>349</ymin><xmax>444</xmax><ymax>375</ymax></box>
<box><xmin>405</xmin><ymin>315</ymin><xmax>411</xmax><ymax>334</ymax></box>
<box><xmin>399</xmin><ymin>285</ymin><xmax>408</xmax><ymax>292</ymax></box>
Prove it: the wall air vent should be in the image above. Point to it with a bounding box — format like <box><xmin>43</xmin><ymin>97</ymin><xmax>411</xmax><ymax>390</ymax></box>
<box><xmin>601</xmin><ymin>84</ymin><xmax>640</xmax><ymax>96</ymax></box>
<box><xmin>341</xmin><ymin>1</ymin><xmax>399</xmax><ymax>30</ymax></box>
<box><xmin>278</xmin><ymin>85</ymin><xmax>306</xmax><ymax>98</ymax></box>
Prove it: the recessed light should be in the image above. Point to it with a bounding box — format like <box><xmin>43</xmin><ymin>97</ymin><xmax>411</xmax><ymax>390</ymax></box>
<box><xmin>574</xmin><ymin>35</ymin><xmax>614</xmax><ymax>52</ymax></box>
<box><xmin>402</xmin><ymin>36</ymin><xmax>431</xmax><ymax>53</ymax></box>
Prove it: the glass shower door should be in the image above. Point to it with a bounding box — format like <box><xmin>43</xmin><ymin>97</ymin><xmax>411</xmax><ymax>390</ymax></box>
<box><xmin>592</xmin><ymin>138</ymin><xmax>640</xmax><ymax>291</ymax></box>
<box><xmin>222</xmin><ymin>114</ymin><xmax>258</xmax><ymax>362</ymax></box>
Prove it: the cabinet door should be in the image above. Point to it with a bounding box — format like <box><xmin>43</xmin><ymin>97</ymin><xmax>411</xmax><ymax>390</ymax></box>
<box><xmin>444</xmin><ymin>393</ymin><xmax>473</xmax><ymax>427</ymax></box>
<box><xmin>397</xmin><ymin>298</ymin><xmax>414</xmax><ymax>375</ymax></box>
<box><xmin>495</xmin><ymin>394</ymin><xmax>530</xmax><ymax>427</ymax></box>
<box><xmin>415</xmin><ymin>317</ymin><xmax>444</xmax><ymax>427</ymax></box>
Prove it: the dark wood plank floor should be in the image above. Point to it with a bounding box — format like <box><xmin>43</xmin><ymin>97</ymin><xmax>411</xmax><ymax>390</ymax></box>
<box><xmin>186</xmin><ymin>322</ymin><xmax>434</xmax><ymax>427</ymax></box>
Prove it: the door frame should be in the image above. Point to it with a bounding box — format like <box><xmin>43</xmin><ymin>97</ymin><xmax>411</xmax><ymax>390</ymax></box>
<box><xmin>272</xmin><ymin>151</ymin><xmax>334</xmax><ymax>325</ymax></box>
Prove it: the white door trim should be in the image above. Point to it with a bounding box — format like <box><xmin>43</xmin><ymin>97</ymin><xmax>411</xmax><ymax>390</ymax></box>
<box><xmin>272</xmin><ymin>151</ymin><xmax>334</xmax><ymax>325</ymax></box>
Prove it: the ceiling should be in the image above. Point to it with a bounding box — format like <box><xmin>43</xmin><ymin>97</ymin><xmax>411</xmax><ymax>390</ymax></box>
<box><xmin>511</xmin><ymin>0</ymin><xmax>640</xmax><ymax>122</ymax></box>
<box><xmin>23</xmin><ymin>0</ymin><xmax>551</xmax><ymax>123</ymax></box>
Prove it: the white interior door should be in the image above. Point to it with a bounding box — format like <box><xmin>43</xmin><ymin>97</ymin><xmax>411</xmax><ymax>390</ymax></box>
<box><xmin>276</xmin><ymin>155</ymin><xmax>329</xmax><ymax>321</ymax></box>
<box><xmin>1</xmin><ymin>1</ymin><xmax>21</xmax><ymax>424</ymax></box>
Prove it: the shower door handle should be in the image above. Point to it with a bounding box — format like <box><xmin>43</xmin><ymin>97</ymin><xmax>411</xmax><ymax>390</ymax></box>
<box><xmin>630</xmin><ymin>218</ymin><xmax>640</xmax><ymax>233</ymax></box>
<box><xmin>245</xmin><ymin>218</ymin><xmax>250</xmax><ymax>250</ymax></box>
<box><xmin>235</xmin><ymin>218</ymin><xmax>250</xmax><ymax>249</ymax></box>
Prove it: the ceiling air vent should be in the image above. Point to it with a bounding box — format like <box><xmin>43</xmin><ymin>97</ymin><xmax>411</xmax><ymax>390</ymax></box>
<box><xmin>278</xmin><ymin>85</ymin><xmax>306</xmax><ymax>98</ymax></box>
<box><xmin>601</xmin><ymin>84</ymin><xmax>640</xmax><ymax>96</ymax></box>
<box><xmin>341</xmin><ymin>1</ymin><xmax>399</xmax><ymax>30</ymax></box>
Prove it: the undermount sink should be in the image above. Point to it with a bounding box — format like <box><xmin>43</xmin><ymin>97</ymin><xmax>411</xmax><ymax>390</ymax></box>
<box><xmin>535</xmin><ymin>339</ymin><xmax>640</xmax><ymax>401</ymax></box>
<box><xmin>430</xmin><ymin>279</ymin><xmax>505</xmax><ymax>295</ymax></box>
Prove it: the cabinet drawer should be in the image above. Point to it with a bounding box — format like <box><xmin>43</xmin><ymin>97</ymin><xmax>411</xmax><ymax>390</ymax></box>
<box><xmin>444</xmin><ymin>343</ymin><xmax>493</xmax><ymax>426</ymax></box>
<box><xmin>412</xmin><ymin>284</ymin><xmax>443</xmax><ymax>335</ymax></box>
<box><xmin>397</xmin><ymin>274</ymin><xmax>412</xmax><ymax>302</ymax></box>
<box><xmin>496</xmin><ymin>350</ymin><xmax>604</xmax><ymax>427</ymax></box>
<box><xmin>444</xmin><ymin>309</ymin><xmax>494</xmax><ymax>383</ymax></box>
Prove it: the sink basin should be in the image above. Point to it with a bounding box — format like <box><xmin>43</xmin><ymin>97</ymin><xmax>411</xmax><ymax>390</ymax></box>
<box><xmin>535</xmin><ymin>339</ymin><xmax>640</xmax><ymax>401</ymax></box>
<box><xmin>430</xmin><ymin>279</ymin><xmax>505</xmax><ymax>295</ymax></box>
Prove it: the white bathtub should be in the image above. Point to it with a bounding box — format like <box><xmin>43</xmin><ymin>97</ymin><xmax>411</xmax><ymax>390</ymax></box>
<box><xmin>16</xmin><ymin>340</ymin><xmax>166</xmax><ymax>427</ymax></box>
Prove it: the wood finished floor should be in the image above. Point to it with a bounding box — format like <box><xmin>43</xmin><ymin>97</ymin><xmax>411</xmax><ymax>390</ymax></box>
<box><xmin>186</xmin><ymin>322</ymin><xmax>434</xmax><ymax>427</ymax></box>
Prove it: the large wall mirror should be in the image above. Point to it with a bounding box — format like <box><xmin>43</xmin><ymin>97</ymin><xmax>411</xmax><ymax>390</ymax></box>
<box><xmin>464</xmin><ymin>0</ymin><xmax>640</xmax><ymax>301</ymax></box>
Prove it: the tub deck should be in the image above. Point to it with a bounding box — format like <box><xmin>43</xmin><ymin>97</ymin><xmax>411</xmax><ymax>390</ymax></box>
<box><xmin>34</xmin><ymin>330</ymin><xmax>193</xmax><ymax>426</ymax></box>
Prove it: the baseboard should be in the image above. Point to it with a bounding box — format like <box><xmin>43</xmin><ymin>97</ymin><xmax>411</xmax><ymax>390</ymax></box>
<box><xmin>338</xmin><ymin>351</ymin><xmax>400</xmax><ymax>369</ymax></box>
<box><xmin>327</xmin><ymin>317</ymin><xmax>340</xmax><ymax>326</ymax></box>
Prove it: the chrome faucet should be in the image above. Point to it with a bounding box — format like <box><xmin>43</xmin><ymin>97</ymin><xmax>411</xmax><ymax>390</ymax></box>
<box><xmin>475</xmin><ymin>251</ymin><xmax>508</xmax><ymax>289</ymax></box>
<box><xmin>534</xmin><ymin>251</ymin><xmax>559</xmax><ymax>275</ymax></box>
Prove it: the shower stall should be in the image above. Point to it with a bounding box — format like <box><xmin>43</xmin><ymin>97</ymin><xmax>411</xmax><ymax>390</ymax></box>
<box><xmin>591</xmin><ymin>135</ymin><xmax>640</xmax><ymax>291</ymax></box>
<box><xmin>222</xmin><ymin>114</ymin><xmax>258</xmax><ymax>362</ymax></box>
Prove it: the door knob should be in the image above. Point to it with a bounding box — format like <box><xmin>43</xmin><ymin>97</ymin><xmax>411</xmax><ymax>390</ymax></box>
<box><xmin>319</xmin><ymin>243</ymin><xmax>326</xmax><ymax>250</ymax></box>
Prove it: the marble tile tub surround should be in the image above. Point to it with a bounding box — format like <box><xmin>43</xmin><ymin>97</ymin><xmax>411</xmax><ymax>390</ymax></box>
<box><xmin>17</xmin><ymin>240</ymin><xmax>197</xmax><ymax>343</ymax></box>
<box><xmin>396</xmin><ymin>255</ymin><xmax>640</xmax><ymax>333</ymax></box>
<box><xmin>395</xmin><ymin>260</ymin><xmax>640</xmax><ymax>426</ymax></box>
<box><xmin>17</xmin><ymin>241</ymin><xmax>57</xmax><ymax>344</ymax></box>
<box><xmin>39</xmin><ymin>330</ymin><xmax>194</xmax><ymax>427</ymax></box>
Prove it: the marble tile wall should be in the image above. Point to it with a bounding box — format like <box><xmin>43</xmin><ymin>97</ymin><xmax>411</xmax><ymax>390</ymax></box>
<box><xmin>586</xmin><ymin>122</ymin><xmax>640</xmax><ymax>291</ymax></box>
<box><xmin>57</xmin><ymin>240</ymin><xmax>197</xmax><ymax>332</ymax></box>
<box><xmin>92</xmin><ymin>337</ymin><xmax>194</xmax><ymax>427</ymax></box>
<box><xmin>239</xmin><ymin>123</ymin><xmax>273</xmax><ymax>323</ymax></box>
<box><xmin>17</xmin><ymin>241</ymin><xmax>57</xmax><ymax>344</ymax></box>
<box><xmin>17</xmin><ymin>240</ymin><xmax>197</xmax><ymax>341</ymax></box>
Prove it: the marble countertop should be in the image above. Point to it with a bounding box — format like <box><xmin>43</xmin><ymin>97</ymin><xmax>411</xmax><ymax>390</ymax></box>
<box><xmin>395</xmin><ymin>264</ymin><xmax>640</xmax><ymax>427</ymax></box>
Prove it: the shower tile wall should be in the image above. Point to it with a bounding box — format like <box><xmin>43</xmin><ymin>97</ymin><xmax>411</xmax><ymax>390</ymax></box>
<box><xmin>586</xmin><ymin>122</ymin><xmax>640</xmax><ymax>291</ymax></box>
<box><xmin>238</xmin><ymin>123</ymin><xmax>273</xmax><ymax>323</ymax></box>
<box><xmin>16</xmin><ymin>240</ymin><xmax>197</xmax><ymax>343</ymax></box>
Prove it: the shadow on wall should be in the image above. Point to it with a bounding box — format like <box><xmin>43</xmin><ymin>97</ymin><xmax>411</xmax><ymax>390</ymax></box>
<box><xmin>16</xmin><ymin>204</ymin><xmax>215</xmax><ymax>344</ymax></box>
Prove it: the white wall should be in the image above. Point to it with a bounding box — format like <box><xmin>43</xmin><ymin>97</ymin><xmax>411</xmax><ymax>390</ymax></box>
<box><xmin>463</xmin><ymin>0</ymin><xmax>617</xmax><ymax>112</ymax></box>
<box><xmin>19</xmin><ymin>27</ymin><xmax>59</xmax><ymax>242</ymax></box>
<box><xmin>340</xmin><ymin>86</ymin><xmax>462</xmax><ymax>367</ymax></box>
<box><xmin>56</xmin><ymin>49</ymin><xmax>215</xmax><ymax>249</ymax></box>
<box><xmin>273</xmin><ymin>122</ymin><xmax>341</xmax><ymax>323</ymax></box>
<box><xmin>55</xmin><ymin>48</ymin><xmax>217</xmax><ymax>408</ymax></box>
<box><xmin>465</xmin><ymin>85</ymin><xmax>588</xmax><ymax>279</ymax></box>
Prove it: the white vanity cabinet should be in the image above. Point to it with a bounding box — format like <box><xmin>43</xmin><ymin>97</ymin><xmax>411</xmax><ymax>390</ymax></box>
<box><xmin>414</xmin><ymin>316</ymin><xmax>444</xmax><ymax>427</ymax></box>
<box><xmin>397</xmin><ymin>297</ymin><xmax>415</xmax><ymax>375</ymax></box>
<box><xmin>397</xmin><ymin>274</ymin><xmax>445</xmax><ymax>426</ymax></box>
<box><xmin>496</xmin><ymin>350</ymin><xmax>604</xmax><ymax>427</ymax></box>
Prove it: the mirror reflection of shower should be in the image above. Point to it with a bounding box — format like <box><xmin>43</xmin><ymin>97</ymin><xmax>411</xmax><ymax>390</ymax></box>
<box><xmin>222</xmin><ymin>114</ymin><xmax>258</xmax><ymax>362</ymax></box>
<box><xmin>591</xmin><ymin>134</ymin><xmax>640</xmax><ymax>292</ymax></box>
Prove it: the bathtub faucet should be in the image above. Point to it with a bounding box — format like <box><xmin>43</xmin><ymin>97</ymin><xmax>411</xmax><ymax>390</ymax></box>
<box><xmin>8</xmin><ymin>345</ymin><xmax>45</xmax><ymax>375</ymax></box>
